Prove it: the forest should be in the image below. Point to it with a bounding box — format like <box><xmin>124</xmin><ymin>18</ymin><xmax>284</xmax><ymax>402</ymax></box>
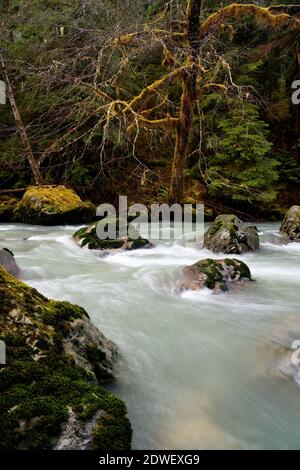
<box><xmin>0</xmin><ymin>0</ymin><xmax>299</xmax><ymax>219</ymax></box>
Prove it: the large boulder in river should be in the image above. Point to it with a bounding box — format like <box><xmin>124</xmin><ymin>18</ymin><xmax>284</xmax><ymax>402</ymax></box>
<box><xmin>74</xmin><ymin>219</ymin><xmax>152</xmax><ymax>252</ymax></box>
<box><xmin>204</xmin><ymin>214</ymin><xmax>259</xmax><ymax>254</ymax></box>
<box><xmin>14</xmin><ymin>185</ymin><xmax>95</xmax><ymax>225</ymax></box>
<box><xmin>0</xmin><ymin>248</ymin><xmax>20</xmax><ymax>277</ymax></box>
<box><xmin>280</xmin><ymin>205</ymin><xmax>300</xmax><ymax>241</ymax></box>
<box><xmin>0</xmin><ymin>267</ymin><xmax>132</xmax><ymax>450</ymax></box>
<box><xmin>177</xmin><ymin>258</ymin><xmax>252</xmax><ymax>293</ymax></box>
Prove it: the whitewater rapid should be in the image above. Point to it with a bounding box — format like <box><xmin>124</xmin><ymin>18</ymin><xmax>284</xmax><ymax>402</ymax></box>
<box><xmin>1</xmin><ymin>222</ymin><xmax>300</xmax><ymax>449</ymax></box>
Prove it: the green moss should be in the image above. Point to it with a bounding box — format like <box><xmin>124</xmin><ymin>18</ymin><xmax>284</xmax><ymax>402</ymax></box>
<box><xmin>207</xmin><ymin>220</ymin><xmax>222</xmax><ymax>237</ymax></box>
<box><xmin>205</xmin><ymin>214</ymin><xmax>260</xmax><ymax>254</ymax></box>
<box><xmin>74</xmin><ymin>219</ymin><xmax>151</xmax><ymax>251</ymax></box>
<box><xmin>207</xmin><ymin>215</ymin><xmax>240</xmax><ymax>239</ymax></box>
<box><xmin>193</xmin><ymin>259</ymin><xmax>227</xmax><ymax>291</ymax></box>
<box><xmin>0</xmin><ymin>345</ymin><xmax>131</xmax><ymax>450</ymax></box>
<box><xmin>22</xmin><ymin>185</ymin><xmax>87</xmax><ymax>212</ymax></box>
<box><xmin>93</xmin><ymin>414</ymin><xmax>132</xmax><ymax>451</ymax></box>
<box><xmin>127</xmin><ymin>237</ymin><xmax>151</xmax><ymax>249</ymax></box>
<box><xmin>0</xmin><ymin>196</ymin><xmax>18</xmax><ymax>222</ymax></box>
<box><xmin>14</xmin><ymin>186</ymin><xmax>95</xmax><ymax>225</ymax></box>
<box><xmin>43</xmin><ymin>300</ymin><xmax>89</xmax><ymax>327</ymax></box>
<box><xmin>74</xmin><ymin>226</ymin><xmax>91</xmax><ymax>239</ymax></box>
<box><xmin>0</xmin><ymin>268</ymin><xmax>132</xmax><ymax>450</ymax></box>
<box><xmin>74</xmin><ymin>225</ymin><xmax>125</xmax><ymax>250</ymax></box>
<box><xmin>0</xmin><ymin>267</ymin><xmax>49</xmax><ymax>318</ymax></box>
<box><xmin>216</xmin><ymin>214</ymin><xmax>237</xmax><ymax>224</ymax></box>
<box><xmin>227</xmin><ymin>223</ymin><xmax>240</xmax><ymax>238</ymax></box>
<box><xmin>0</xmin><ymin>334</ymin><xmax>132</xmax><ymax>450</ymax></box>
<box><xmin>192</xmin><ymin>258</ymin><xmax>251</xmax><ymax>291</ymax></box>
<box><xmin>231</xmin><ymin>259</ymin><xmax>250</xmax><ymax>279</ymax></box>
<box><xmin>223</xmin><ymin>258</ymin><xmax>251</xmax><ymax>279</ymax></box>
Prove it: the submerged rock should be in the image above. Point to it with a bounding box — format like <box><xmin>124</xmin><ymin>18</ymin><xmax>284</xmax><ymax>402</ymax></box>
<box><xmin>0</xmin><ymin>248</ymin><xmax>20</xmax><ymax>277</ymax></box>
<box><xmin>74</xmin><ymin>219</ymin><xmax>152</xmax><ymax>252</ymax></box>
<box><xmin>280</xmin><ymin>205</ymin><xmax>300</xmax><ymax>242</ymax></box>
<box><xmin>14</xmin><ymin>185</ymin><xmax>95</xmax><ymax>225</ymax></box>
<box><xmin>0</xmin><ymin>267</ymin><xmax>132</xmax><ymax>450</ymax></box>
<box><xmin>177</xmin><ymin>258</ymin><xmax>252</xmax><ymax>293</ymax></box>
<box><xmin>261</xmin><ymin>337</ymin><xmax>300</xmax><ymax>388</ymax></box>
<box><xmin>274</xmin><ymin>344</ymin><xmax>300</xmax><ymax>386</ymax></box>
<box><xmin>204</xmin><ymin>214</ymin><xmax>259</xmax><ymax>254</ymax></box>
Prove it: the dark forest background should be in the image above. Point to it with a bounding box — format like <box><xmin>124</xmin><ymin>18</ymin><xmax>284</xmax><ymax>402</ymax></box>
<box><xmin>0</xmin><ymin>0</ymin><xmax>299</xmax><ymax>219</ymax></box>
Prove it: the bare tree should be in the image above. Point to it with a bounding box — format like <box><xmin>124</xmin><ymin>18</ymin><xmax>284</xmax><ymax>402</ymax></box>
<box><xmin>1</xmin><ymin>1</ymin><xmax>299</xmax><ymax>195</ymax></box>
<box><xmin>0</xmin><ymin>54</ymin><xmax>43</xmax><ymax>185</ymax></box>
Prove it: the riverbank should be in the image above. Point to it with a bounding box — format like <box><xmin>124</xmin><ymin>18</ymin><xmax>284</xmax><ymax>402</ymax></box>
<box><xmin>1</xmin><ymin>183</ymin><xmax>299</xmax><ymax>224</ymax></box>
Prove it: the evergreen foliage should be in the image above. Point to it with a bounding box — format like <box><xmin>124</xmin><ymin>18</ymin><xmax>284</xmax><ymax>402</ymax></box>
<box><xmin>207</xmin><ymin>101</ymin><xmax>277</xmax><ymax>203</ymax></box>
<box><xmin>0</xmin><ymin>0</ymin><xmax>299</xmax><ymax>213</ymax></box>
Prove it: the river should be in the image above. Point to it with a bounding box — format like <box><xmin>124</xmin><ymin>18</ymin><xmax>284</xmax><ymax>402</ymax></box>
<box><xmin>1</xmin><ymin>222</ymin><xmax>300</xmax><ymax>449</ymax></box>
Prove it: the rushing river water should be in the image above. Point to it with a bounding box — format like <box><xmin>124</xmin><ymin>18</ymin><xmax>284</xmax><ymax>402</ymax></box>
<box><xmin>1</xmin><ymin>222</ymin><xmax>300</xmax><ymax>449</ymax></box>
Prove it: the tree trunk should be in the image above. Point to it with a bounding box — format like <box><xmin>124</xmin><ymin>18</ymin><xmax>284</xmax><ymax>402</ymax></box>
<box><xmin>0</xmin><ymin>54</ymin><xmax>43</xmax><ymax>185</ymax></box>
<box><xmin>169</xmin><ymin>0</ymin><xmax>202</xmax><ymax>202</ymax></box>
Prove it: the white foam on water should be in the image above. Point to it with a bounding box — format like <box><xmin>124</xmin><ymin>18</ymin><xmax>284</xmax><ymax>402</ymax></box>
<box><xmin>261</xmin><ymin>241</ymin><xmax>300</xmax><ymax>252</ymax></box>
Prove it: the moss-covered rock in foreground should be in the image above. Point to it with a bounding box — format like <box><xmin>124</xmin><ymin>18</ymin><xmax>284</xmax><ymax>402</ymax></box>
<box><xmin>14</xmin><ymin>185</ymin><xmax>95</xmax><ymax>225</ymax></box>
<box><xmin>204</xmin><ymin>214</ymin><xmax>260</xmax><ymax>254</ymax></box>
<box><xmin>0</xmin><ymin>267</ymin><xmax>132</xmax><ymax>450</ymax></box>
<box><xmin>280</xmin><ymin>205</ymin><xmax>300</xmax><ymax>241</ymax></box>
<box><xmin>177</xmin><ymin>258</ymin><xmax>252</xmax><ymax>293</ymax></box>
<box><xmin>74</xmin><ymin>219</ymin><xmax>152</xmax><ymax>252</ymax></box>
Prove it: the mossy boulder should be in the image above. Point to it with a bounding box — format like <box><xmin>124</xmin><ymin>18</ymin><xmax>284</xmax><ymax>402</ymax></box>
<box><xmin>177</xmin><ymin>258</ymin><xmax>252</xmax><ymax>293</ymax></box>
<box><xmin>14</xmin><ymin>186</ymin><xmax>95</xmax><ymax>225</ymax></box>
<box><xmin>204</xmin><ymin>214</ymin><xmax>260</xmax><ymax>254</ymax></box>
<box><xmin>0</xmin><ymin>196</ymin><xmax>19</xmax><ymax>222</ymax></box>
<box><xmin>0</xmin><ymin>267</ymin><xmax>132</xmax><ymax>450</ymax></box>
<box><xmin>0</xmin><ymin>248</ymin><xmax>20</xmax><ymax>277</ymax></box>
<box><xmin>280</xmin><ymin>206</ymin><xmax>300</xmax><ymax>241</ymax></box>
<box><xmin>74</xmin><ymin>218</ymin><xmax>152</xmax><ymax>252</ymax></box>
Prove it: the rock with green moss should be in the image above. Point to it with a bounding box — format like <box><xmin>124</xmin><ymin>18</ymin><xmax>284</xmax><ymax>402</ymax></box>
<box><xmin>14</xmin><ymin>186</ymin><xmax>95</xmax><ymax>225</ymax></box>
<box><xmin>280</xmin><ymin>206</ymin><xmax>300</xmax><ymax>241</ymax></box>
<box><xmin>204</xmin><ymin>214</ymin><xmax>260</xmax><ymax>254</ymax></box>
<box><xmin>0</xmin><ymin>267</ymin><xmax>132</xmax><ymax>450</ymax></box>
<box><xmin>0</xmin><ymin>196</ymin><xmax>19</xmax><ymax>222</ymax></box>
<box><xmin>177</xmin><ymin>258</ymin><xmax>252</xmax><ymax>293</ymax></box>
<box><xmin>74</xmin><ymin>219</ymin><xmax>152</xmax><ymax>252</ymax></box>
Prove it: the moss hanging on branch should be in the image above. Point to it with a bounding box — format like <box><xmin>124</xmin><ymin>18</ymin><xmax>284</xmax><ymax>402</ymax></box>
<box><xmin>201</xmin><ymin>4</ymin><xmax>299</xmax><ymax>37</ymax></box>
